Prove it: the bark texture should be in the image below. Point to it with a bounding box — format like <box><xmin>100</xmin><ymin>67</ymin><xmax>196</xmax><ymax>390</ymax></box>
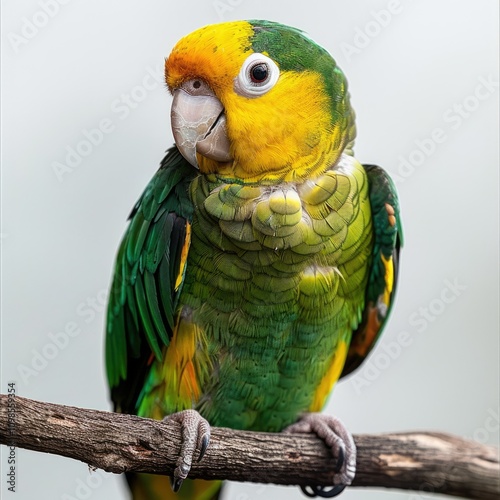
<box><xmin>0</xmin><ymin>395</ymin><xmax>498</xmax><ymax>499</ymax></box>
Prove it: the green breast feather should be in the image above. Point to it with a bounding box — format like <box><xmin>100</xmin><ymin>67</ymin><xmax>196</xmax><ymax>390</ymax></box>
<box><xmin>105</xmin><ymin>147</ymin><xmax>401</xmax><ymax>431</ymax></box>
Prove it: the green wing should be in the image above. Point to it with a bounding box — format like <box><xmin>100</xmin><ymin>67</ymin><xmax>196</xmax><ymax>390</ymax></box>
<box><xmin>341</xmin><ymin>164</ymin><xmax>403</xmax><ymax>377</ymax></box>
<box><xmin>105</xmin><ymin>147</ymin><xmax>197</xmax><ymax>413</ymax></box>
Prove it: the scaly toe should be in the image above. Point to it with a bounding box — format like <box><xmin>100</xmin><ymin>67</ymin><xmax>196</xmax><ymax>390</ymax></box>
<box><xmin>285</xmin><ymin>413</ymin><xmax>356</xmax><ymax>496</ymax></box>
<box><xmin>163</xmin><ymin>409</ymin><xmax>211</xmax><ymax>492</ymax></box>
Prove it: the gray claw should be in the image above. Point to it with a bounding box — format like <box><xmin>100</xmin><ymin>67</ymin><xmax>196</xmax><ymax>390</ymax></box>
<box><xmin>163</xmin><ymin>409</ymin><xmax>211</xmax><ymax>491</ymax></box>
<box><xmin>285</xmin><ymin>413</ymin><xmax>356</xmax><ymax>496</ymax></box>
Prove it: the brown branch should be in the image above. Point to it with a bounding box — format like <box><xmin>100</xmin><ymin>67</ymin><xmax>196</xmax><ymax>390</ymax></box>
<box><xmin>0</xmin><ymin>395</ymin><xmax>498</xmax><ymax>499</ymax></box>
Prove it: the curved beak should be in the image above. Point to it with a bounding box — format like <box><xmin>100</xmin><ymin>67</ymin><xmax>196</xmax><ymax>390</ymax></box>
<box><xmin>171</xmin><ymin>89</ymin><xmax>232</xmax><ymax>168</ymax></box>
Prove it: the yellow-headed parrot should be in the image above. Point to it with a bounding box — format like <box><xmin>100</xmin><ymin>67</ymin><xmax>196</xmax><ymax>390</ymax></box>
<box><xmin>105</xmin><ymin>19</ymin><xmax>402</xmax><ymax>499</ymax></box>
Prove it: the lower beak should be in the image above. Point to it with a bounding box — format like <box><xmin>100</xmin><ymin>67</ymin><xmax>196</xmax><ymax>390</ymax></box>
<box><xmin>171</xmin><ymin>89</ymin><xmax>232</xmax><ymax>168</ymax></box>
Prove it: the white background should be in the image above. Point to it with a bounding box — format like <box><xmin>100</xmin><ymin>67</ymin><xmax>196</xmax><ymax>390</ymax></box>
<box><xmin>1</xmin><ymin>1</ymin><xmax>498</xmax><ymax>499</ymax></box>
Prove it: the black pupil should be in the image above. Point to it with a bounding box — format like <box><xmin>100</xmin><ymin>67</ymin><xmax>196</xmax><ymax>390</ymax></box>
<box><xmin>250</xmin><ymin>64</ymin><xmax>268</xmax><ymax>83</ymax></box>
<box><xmin>193</xmin><ymin>80</ymin><xmax>201</xmax><ymax>89</ymax></box>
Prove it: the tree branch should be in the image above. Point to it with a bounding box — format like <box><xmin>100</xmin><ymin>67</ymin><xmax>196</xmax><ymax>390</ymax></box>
<box><xmin>0</xmin><ymin>395</ymin><xmax>498</xmax><ymax>499</ymax></box>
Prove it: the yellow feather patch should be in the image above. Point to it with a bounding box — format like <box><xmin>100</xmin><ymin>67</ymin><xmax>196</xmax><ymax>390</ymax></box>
<box><xmin>203</xmin><ymin>70</ymin><xmax>341</xmax><ymax>183</ymax></box>
<box><xmin>136</xmin><ymin>312</ymin><xmax>211</xmax><ymax>419</ymax></box>
<box><xmin>162</xmin><ymin>314</ymin><xmax>208</xmax><ymax>409</ymax></box>
<box><xmin>175</xmin><ymin>221</ymin><xmax>191</xmax><ymax>291</ymax></box>
<box><xmin>309</xmin><ymin>340</ymin><xmax>348</xmax><ymax>412</ymax></box>
<box><xmin>381</xmin><ymin>254</ymin><xmax>394</xmax><ymax>307</ymax></box>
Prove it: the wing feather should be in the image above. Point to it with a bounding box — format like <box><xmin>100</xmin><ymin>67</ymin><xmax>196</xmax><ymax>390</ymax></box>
<box><xmin>105</xmin><ymin>147</ymin><xmax>196</xmax><ymax>412</ymax></box>
<box><xmin>341</xmin><ymin>164</ymin><xmax>402</xmax><ymax>378</ymax></box>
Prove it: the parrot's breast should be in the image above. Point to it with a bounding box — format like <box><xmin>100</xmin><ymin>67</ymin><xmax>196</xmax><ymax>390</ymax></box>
<box><xmin>163</xmin><ymin>154</ymin><xmax>372</xmax><ymax>431</ymax></box>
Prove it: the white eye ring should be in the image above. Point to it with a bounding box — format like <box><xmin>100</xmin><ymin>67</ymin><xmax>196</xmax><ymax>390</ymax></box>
<box><xmin>234</xmin><ymin>53</ymin><xmax>280</xmax><ymax>98</ymax></box>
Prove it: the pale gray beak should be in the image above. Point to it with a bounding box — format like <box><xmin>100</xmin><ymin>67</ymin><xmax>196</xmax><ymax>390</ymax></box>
<box><xmin>171</xmin><ymin>80</ymin><xmax>232</xmax><ymax>168</ymax></box>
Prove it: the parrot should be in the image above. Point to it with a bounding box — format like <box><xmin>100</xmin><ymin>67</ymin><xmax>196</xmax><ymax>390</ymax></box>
<box><xmin>105</xmin><ymin>19</ymin><xmax>402</xmax><ymax>500</ymax></box>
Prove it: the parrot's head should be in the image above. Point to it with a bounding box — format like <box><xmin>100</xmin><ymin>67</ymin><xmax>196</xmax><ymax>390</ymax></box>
<box><xmin>165</xmin><ymin>20</ymin><xmax>355</xmax><ymax>184</ymax></box>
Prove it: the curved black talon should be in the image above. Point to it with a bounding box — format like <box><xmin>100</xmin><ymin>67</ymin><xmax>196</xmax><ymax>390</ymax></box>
<box><xmin>170</xmin><ymin>475</ymin><xmax>184</xmax><ymax>493</ymax></box>
<box><xmin>301</xmin><ymin>485</ymin><xmax>319</xmax><ymax>497</ymax></box>
<box><xmin>300</xmin><ymin>484</ymin><xmax>346</xmax><ymax>498</ymax></box>
<box><xmin>334</xmin><ymin>446</ymin><xmax>345</xmax><ymax>473</ymax></box>
<box><xmin>198</xmin><ymin>433</ymin><xmax>210</xmax><ymax>462</ymax></box>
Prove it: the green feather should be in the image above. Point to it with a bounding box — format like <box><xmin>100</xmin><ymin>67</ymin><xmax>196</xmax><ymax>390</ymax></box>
<box><xmin>249</xmin><ymin>20</ymin><xmax>354</xmax><ymax>138</ymax></box>
<box><xmin>105</xmin><ymin>147</ymin><xmax>197</xmax><ymax>414</ymax></box>
<box><xmin>340</xmin><ymin>164</ymin><xmax>402</xmax><ymax>377</ymax></box>
<box><xmin>134</xmin><ymin>272</ymin><xmax>162</xmax><ymax>360</ymax></box>
<box><xmin>144</xmin><ymin>270</ymin><xmax>169</xmax><ymax>345</ymax></box>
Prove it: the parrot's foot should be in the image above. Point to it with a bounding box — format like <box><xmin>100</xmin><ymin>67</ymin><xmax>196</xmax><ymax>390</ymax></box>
<box><xmin>284</xmin><ymin>413</ymin><xmax>356</xmax><ymax>498</ymax></box>
<box><xmin>163</xmin><ymin>409</ymin><xmax>210</xmax><ymax>492</ymax></box>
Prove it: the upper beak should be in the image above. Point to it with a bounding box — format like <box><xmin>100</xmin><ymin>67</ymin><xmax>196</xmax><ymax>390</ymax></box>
<box><xmin>171</xmin><ymin>87</ymin><xmax>232</xmax><ymax>168</ymax></box>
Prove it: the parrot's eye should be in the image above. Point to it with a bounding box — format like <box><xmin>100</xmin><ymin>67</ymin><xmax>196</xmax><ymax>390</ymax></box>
<box><xmin>249</xmin><ymin>63</ymin><xmax>268</xmax><ymax>83</ymax></box>
<box><xmin>235</xmin><ymin>53</ymin><xmax>280</xmax><ymax>98</ymax></box>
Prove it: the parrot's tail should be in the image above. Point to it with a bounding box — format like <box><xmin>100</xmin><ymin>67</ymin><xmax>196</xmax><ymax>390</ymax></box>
<box><xmin>126</xmin><ymin>473</ymin><xmax>223</xmax><ymax>500</ymax></box>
